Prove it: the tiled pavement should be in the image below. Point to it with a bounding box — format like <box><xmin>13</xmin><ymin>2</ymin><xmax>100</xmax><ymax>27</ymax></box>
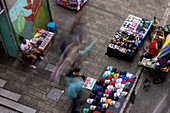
<box><xmin>0</xmin><ymin>0</ymin><xmax>169</xmax><ymax>113</ymax></box>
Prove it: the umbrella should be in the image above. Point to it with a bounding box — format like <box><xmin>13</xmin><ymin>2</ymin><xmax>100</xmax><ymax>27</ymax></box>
<box><xmin>158</xmin><ymin>34</ymin><xmax>170</xmax><ymax>58</ymax></box>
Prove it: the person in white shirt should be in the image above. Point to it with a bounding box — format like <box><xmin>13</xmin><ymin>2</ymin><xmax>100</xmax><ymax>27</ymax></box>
<box><xmin>20</xmin><ymin>36</ymin><xmax>43</xmax><ymax>69</ymax></box>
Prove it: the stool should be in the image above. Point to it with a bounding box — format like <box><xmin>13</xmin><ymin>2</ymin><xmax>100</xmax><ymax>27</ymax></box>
<box><xmin>19</xmin><ymin>53</ymin><xmax>32</xmax><ymax>66</ymax></box>
<box><xmin>47</xmin><ymin>22</ymin><xmax>58</xmax><ymax>33</ymax></box>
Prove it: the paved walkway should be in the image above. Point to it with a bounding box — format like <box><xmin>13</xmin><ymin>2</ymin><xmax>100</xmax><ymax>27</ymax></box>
<box><xmin>0</xmin><ymin>0</ymin><xmax>169</xmax><ymax>113</ymax></box>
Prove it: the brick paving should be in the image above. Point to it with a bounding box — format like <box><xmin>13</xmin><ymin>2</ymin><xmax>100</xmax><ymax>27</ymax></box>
<box><xmin>0</xmin><ymin>0</ymin><xmax>169</xmax><ymax>113</ymax></box>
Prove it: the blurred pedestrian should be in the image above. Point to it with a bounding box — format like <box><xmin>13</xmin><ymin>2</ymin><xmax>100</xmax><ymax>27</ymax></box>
<box><xmin>60</xmin><ymin>11</ymin><xmax>86</xmax><ymax>53</ymax></box>
<box><xmin>66</xmin><ymin>76</ymin><xmax>85</xmax><ymax>113</ymax></box>
<box><xmin>50</xmin><ymin>11</ymin><xmax>97</xmax><ymax>84</ymax></box>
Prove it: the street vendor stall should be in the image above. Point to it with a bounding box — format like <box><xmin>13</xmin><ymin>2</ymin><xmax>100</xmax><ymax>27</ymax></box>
<box><xmin>30</xmin><ymin>29</ymin><xmax>55</xmax><ymax>55</ymax></box>
<box><xmin>140</xmin><ymin>34</ymin><xmax>170</xmax><ymax>72</ymax></box>
<box><xmin>82</xmin><ymin>66</ymin><xmax>136</xmax><ymax>113</ymax></box>
<box><xmin>106</xmin><ymin>14</ymin><xmax>152</xmax><ymax>61</ymax></box>
<box><xmin>55</xmin><ymin>0</ymin><xmax>88</xmax><ymax>11</ymax></box>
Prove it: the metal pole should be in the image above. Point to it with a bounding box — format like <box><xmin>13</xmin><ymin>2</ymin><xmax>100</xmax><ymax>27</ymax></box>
<box><xmin>47</xmin><ymin>0</ymin><xmax>53</xmax><ymax>21</ymax></box>
<box><xmin>1</xmin><ymin>0</ymin><xmax>19</xmax><ymax>56</ymax></box>
<box><xmin>0</xmin><ymin>30</ymin><xmax>8</xmax><ymax>57</ymax></box>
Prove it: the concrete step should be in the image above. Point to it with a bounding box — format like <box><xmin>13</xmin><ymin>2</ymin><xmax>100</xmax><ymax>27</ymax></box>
<box><xmin>0</xmin><ymin>105</ymin><xmax>19</xmax><ymax>113</ymax></box>
<box><xmin>0</xmin><ymin>78</ymin><xmax>6</xmax><ymax>87</ymax></box>
<box><xmin>0</xmin><ymin>75</ymin><xmax>36</xmax><ymax>113</ymax></box>
<box><xmin>0</xmin><ymin>96</ymin><xmax>36</xmax><ymax>113</ymax></box>
<box><xmin>0</xmin><ymin>87</ymin><xmax>21</xmax><ymax>101</ymax></box>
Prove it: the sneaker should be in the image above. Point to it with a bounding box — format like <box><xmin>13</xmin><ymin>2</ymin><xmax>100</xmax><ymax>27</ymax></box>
<box><xmin>30</xmin><ymin>65</ymin><xmax>36</xmax><ymax>69</ymax></box>
<box><xmin>39</xmin><ymin>56</ymin><xmax>44</xmax><ymax>60</ymax></box>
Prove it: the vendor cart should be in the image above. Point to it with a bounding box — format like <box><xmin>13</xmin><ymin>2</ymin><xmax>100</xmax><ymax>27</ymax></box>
<box><xmin>55</xmin><ymin>0</ymin><xmax>88</xmax><ymax>11</ymax></box>
<box><xmin>140</xmin><ymin>33</ymin><xmax>170</xmax><ymax>73</ymax></box>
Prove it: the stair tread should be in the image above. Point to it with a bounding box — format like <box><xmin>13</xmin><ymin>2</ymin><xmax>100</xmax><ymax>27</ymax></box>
<box><xmin>0</xmin><ymin>78</ymin><xmax>6</xmax><ymax>87</ymax></box>
<box><xmin>0</xmin><ymin>96</ymin><xmax>36</xmax><ymax>113</ymax></box>
<box><xmin>0</xmin><ymin>87</ymin><xmax>21</xmax><ymax>101</ymax></box>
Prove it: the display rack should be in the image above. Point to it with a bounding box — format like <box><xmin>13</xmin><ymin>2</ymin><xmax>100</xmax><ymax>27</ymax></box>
<box><xmin>30</xmin><ymin>29</ymin><xmax>55</xmax><ymax>55</ymax></box>
<box><xmin>82</xmin><ymin>66</ymin><xmax>136</xmax><ymax>113</ymax></box>
<box><xmin>106</xmin><ymin>14</ymin><xmax>152</xmax><ymax>61</ymax></box>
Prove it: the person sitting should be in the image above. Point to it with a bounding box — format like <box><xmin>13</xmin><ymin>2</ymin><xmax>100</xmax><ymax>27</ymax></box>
<box><xmin>20</xmin><ymin>36</ymin><xmax>43</xmax><ymax>69</ymax></box>
<box><xmin>140</xmin><ymin>38</ymin><xmax>159</xmax><ymax>62</ymax></box>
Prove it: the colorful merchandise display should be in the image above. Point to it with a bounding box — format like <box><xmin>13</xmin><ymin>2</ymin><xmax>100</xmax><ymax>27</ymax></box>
<box><xmin>120</xmin><ymin>14</ymin><xmax>152</xmax><ymax>40</ymax></box>
<box><xmin>30</xmin><ymin>29</ymin><xmax>55</xmax><ymax>52</ymax></box>
<box><xmin>55</xmin><ymin>0</ymin><xmax>88</xmax><ymax>11</ymax></box>
<box><xmin>82</xmin><ymin>66</ymin><xmax>136</xmax><ymax>113</ymax></box>
<box><xmin>106</xmin><ymin>14</ymin><xmax>152</xmax><ymax>61</ymax></box>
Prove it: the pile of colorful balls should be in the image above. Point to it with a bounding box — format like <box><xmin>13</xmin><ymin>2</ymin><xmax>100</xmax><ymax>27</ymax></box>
<box><xmin>83</xmin><ymin>66</ymin><xmax>135</xmax><ymax>113</ymax></box>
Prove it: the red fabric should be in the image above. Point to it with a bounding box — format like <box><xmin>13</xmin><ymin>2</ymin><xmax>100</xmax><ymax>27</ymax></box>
<box><xmin>110</xmin><ymin>81</ymin><xmax>116</xmax><ymax>85</ymax></box>
<box><xmin>100</xmin><ymin>78</ymin><xmax>106</xmax><ymax>82</ymax></box>
<box><xmin>160</xmin><ymin>59</ymin><xmax>166</xmax><ymax>63</ymax></box>
<box><xmin>106</xmin><ymin>111</ymin><xmax>112</xmax><ymax>113</ymax></box>
<box><xmin>127</xmin><ymin>78</ymin><xmax>132</xmax><ymax>83</ymax></box>
<box><xmin>93</xmin><ymin>111</ymin><xmax>99</xmax><ymax>113</ymax></box>
<box><xmin>149</xmin><ymin>40</ymin><xmax>158</xmax><ymax>57</ymax></box>
<box><xmin>107</xmin><ymin>76</ymin><xmax>113</xmax><ymax>79</ymax></box>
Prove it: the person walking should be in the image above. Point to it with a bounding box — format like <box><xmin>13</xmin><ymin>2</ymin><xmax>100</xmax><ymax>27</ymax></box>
<box><xmin>66</xmin><ymin>76</ymin><xmax>85</xmax><ymax>113</ymax></box>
